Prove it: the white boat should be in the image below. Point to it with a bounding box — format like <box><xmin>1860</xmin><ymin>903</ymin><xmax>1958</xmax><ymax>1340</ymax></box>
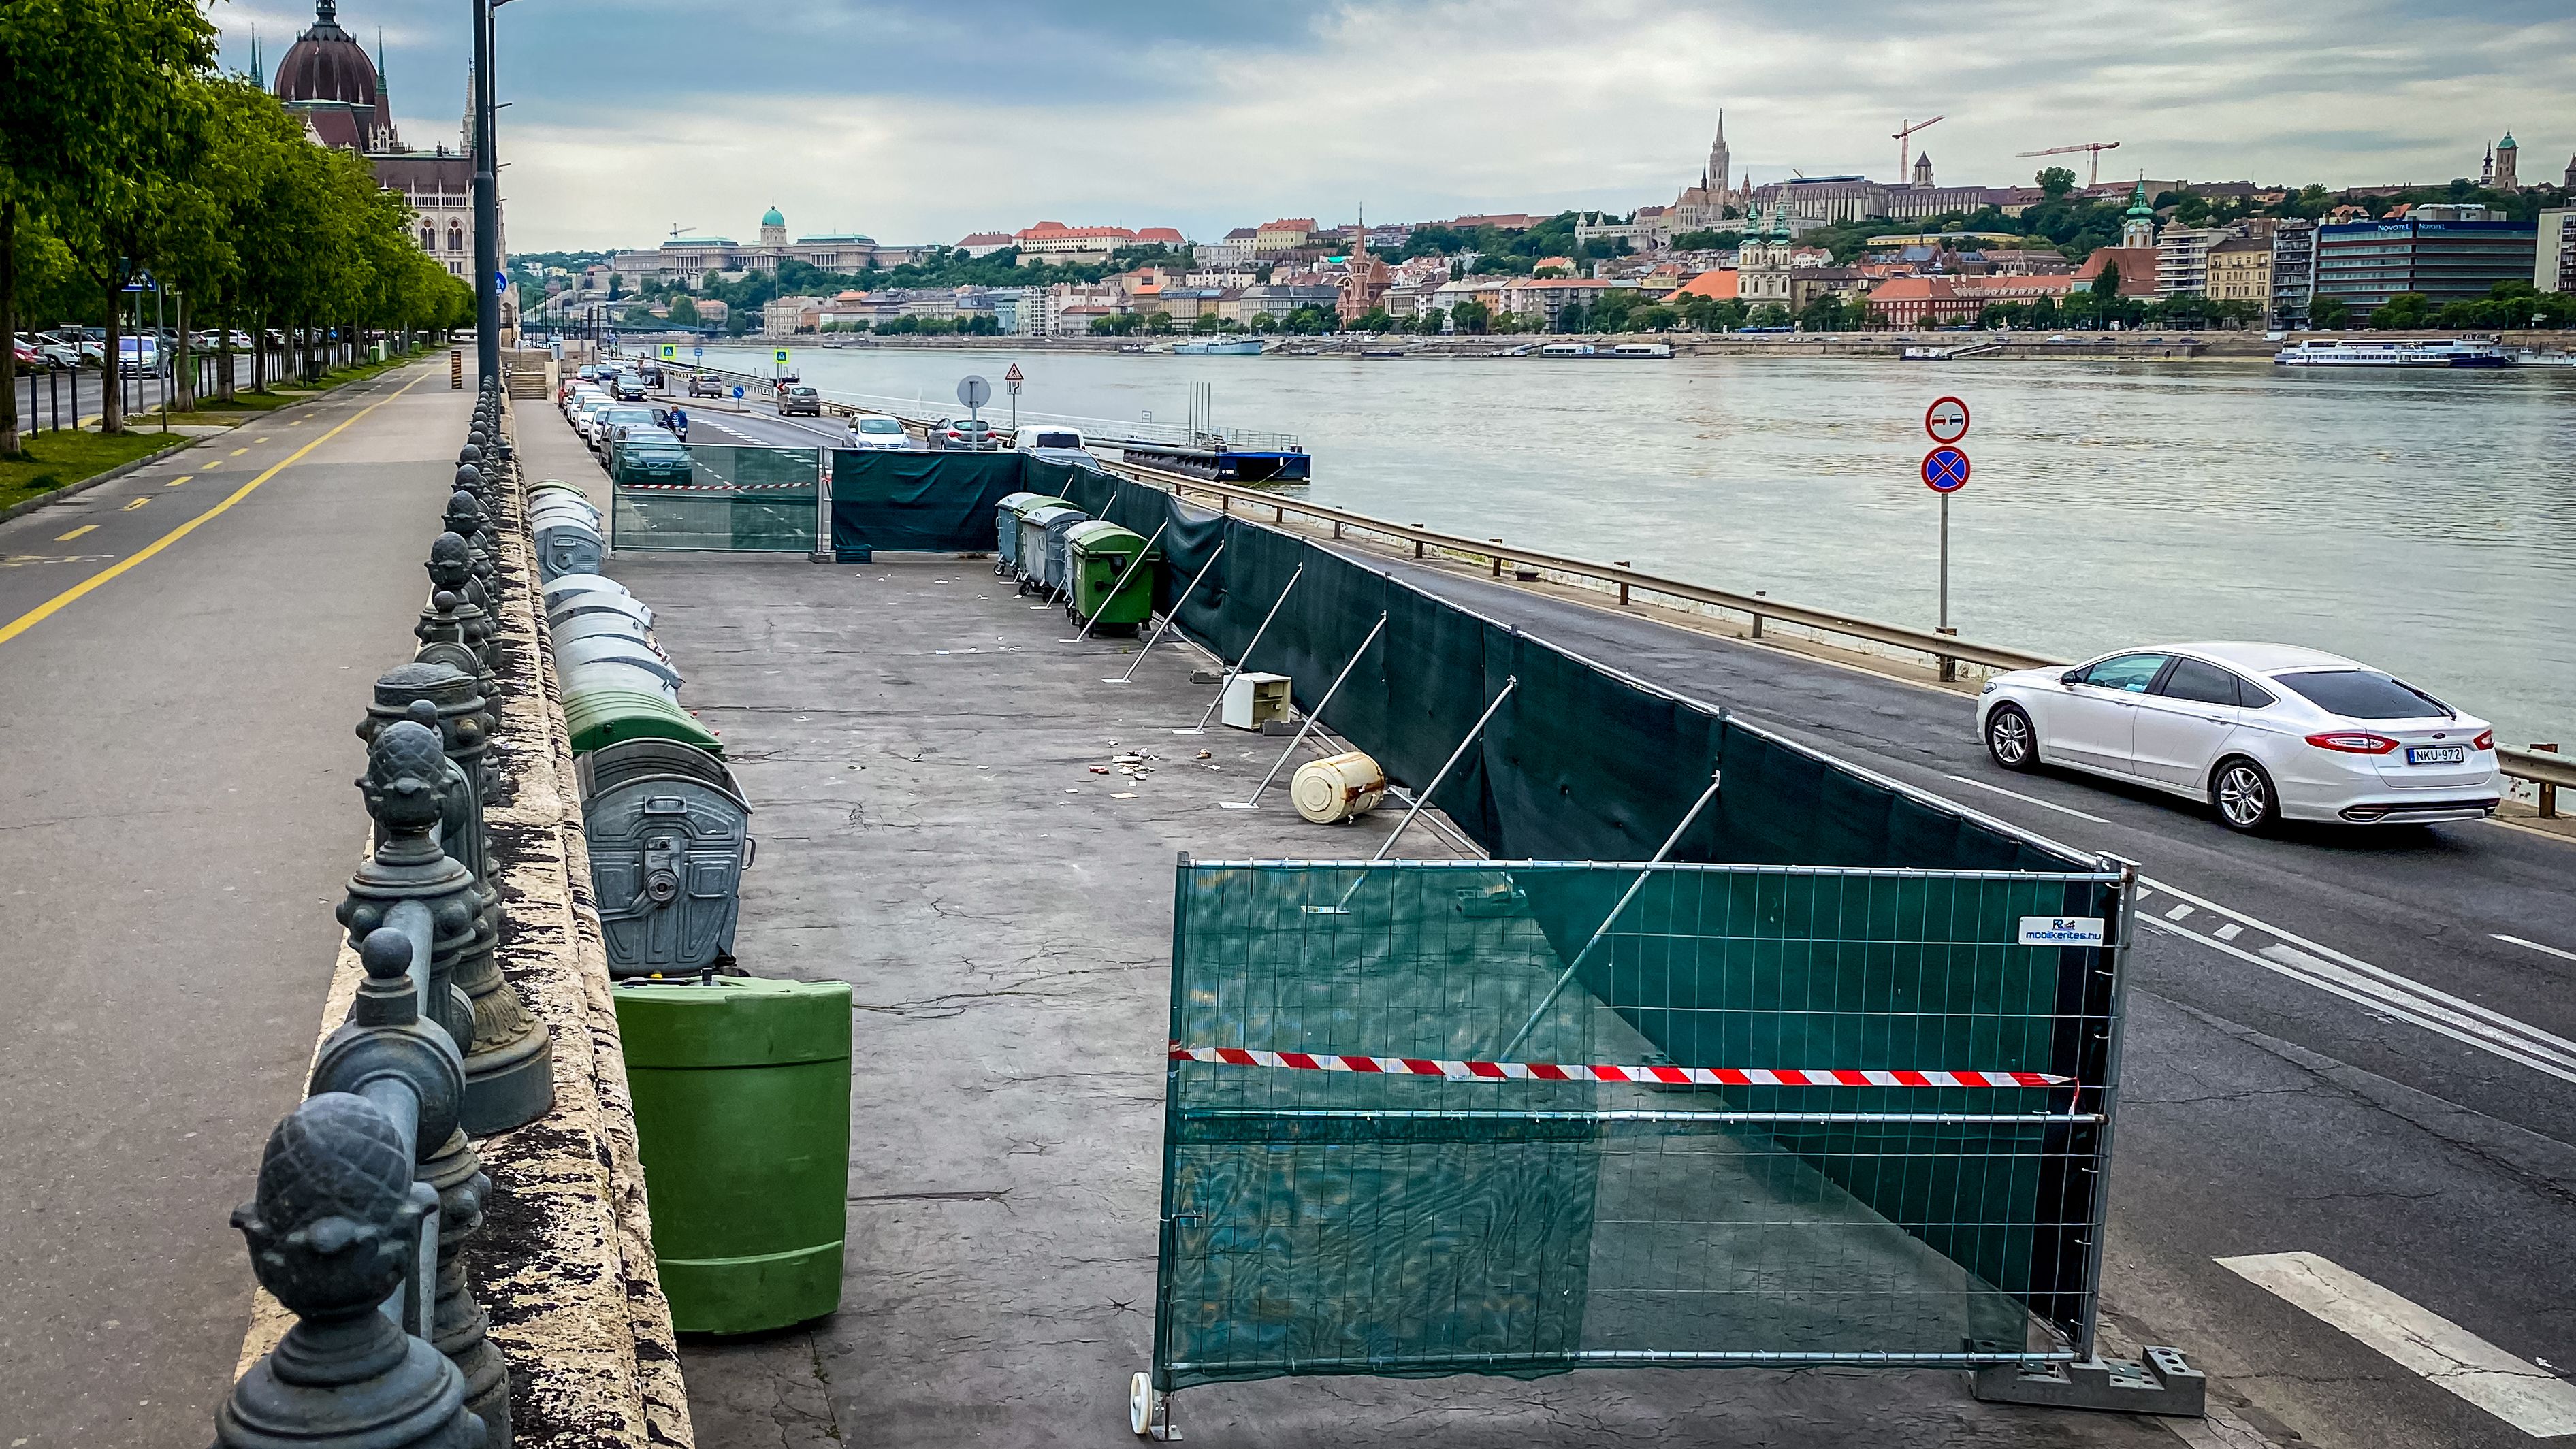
<box><xmin>1172</xmin><ymin>337</ymin><xmax>1264</xmax><ymax>356</ymax></box>
<box><xmin>1538</xmin><ymin>342</ymin><xmax>1597</xmax><ymax>357</ymax></box>
<box><xmin>1609</xmin><ymin>342</ymin><xmax>1673</xmax><ymax>359</ymax></box>
<box><xmin>2510</xmin><ymin>350</ymin><xmax>2576</xmax><ymax>367</ymax></box>
<box><xmin>2274</xmin><ymin>338</ymin><xmax>2509</xmax><ymax>368</ymax></box>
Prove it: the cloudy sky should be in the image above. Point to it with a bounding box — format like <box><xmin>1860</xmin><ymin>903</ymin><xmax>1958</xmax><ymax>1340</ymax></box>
<box><xmin>217</xmin><ymin>0</ymin><xmax>2573</xmax><ymax>253</ymax></box>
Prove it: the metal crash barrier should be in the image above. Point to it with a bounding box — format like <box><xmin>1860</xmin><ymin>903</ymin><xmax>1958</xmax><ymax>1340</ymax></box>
<box><xmin>1131</xmin><ymin>854</ymin><xmax>2174</xmax><ymax>1437</ymax></box>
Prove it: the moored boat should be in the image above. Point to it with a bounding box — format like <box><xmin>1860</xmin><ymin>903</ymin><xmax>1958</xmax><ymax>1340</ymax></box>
<box><xmin>1172</xmin><ymin>337</ymin><xmax>1265</xmax><ymax>356</ymax></box>
<box><xmin>2274</xmin><ymin>338</ymin><xmax>2509</xmax><ymax>368</ymax></box>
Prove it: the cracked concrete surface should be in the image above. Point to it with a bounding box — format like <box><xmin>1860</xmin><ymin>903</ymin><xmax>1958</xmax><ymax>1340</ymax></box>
<box><xmin>609</xmin><ymin>553</ymin><xmax>2178</xmax><ymax>1448</ymax></box>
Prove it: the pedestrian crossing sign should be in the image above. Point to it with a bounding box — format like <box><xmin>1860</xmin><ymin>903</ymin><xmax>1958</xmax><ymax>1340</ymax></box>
<box><xmin>774</xmin><ymin>348</ymin><xmax>791</xmax><ymax>365</ymax></box>
<box><xmin>658</xmin><ymin>343</ymin><xmax>677</xmax><ymax>360</ymax></box>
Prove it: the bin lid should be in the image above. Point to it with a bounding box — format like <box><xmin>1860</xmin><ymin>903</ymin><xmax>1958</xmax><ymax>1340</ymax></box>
<box><xmin>615</xmin><ymin>975</ymin><xmax>851</xmax><ymax>1069</ymax></box>
<box><xmin>1065</xmin><ymin>520</ymin><xmax>1153</xmax><ymax>555</ymax></box>
<box><xmin>563</xmin><ymin>689</ymin><xmax>721</xmax><ymax>755</ymax></box>
<box><xmin>1027</xmin><ymin>505</ymin><xmax>1086</xmax><ymax>529</ymax></box>
<box><xmin>544</xmin><ymin>573</ymin><xmax>632</xmax><ymax>602</ymax></box>
<box><xmin>1001</xmin><ymin>493</ymin><xmax>1075</xmax><ymax>520</ymax></box>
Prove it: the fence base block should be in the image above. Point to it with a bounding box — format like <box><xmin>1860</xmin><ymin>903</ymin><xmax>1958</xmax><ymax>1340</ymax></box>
<box><xmin>1972</xmin><ymin>1347</ymin><xmax>2206</xmax><ymax>1418</ymax></box>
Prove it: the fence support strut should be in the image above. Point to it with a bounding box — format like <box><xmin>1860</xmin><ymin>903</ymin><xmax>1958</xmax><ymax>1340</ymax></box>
<box><xmin>1225</xmin><ymin>612</ymin><xmax>1386</xmax><ymax>809</ymax></box>
<box><xmin>1500</xmin><ymin>768</ymin><xmax>1724</xmax><ymax>1059</ymax></box>
<box><xmin>1106</xmin><ymin>540</ymin><xmax>1224</xmax><ymax>683</ymax></box>
<box><xmin>1182</xmin><ymin>563</ymin><xmax>1303</xmax><ymax>732</ymax></box>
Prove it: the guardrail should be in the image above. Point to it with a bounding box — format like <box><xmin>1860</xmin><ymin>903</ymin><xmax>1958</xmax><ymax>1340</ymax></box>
<box><xmin>629</xmin><ymin>354</ymin><xmax>2569</xmax><ymax>812</ymax></box>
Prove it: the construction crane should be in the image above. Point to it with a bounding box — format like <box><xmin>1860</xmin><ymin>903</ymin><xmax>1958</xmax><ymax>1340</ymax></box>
<box><xmin>2016</xmin><ymin>142</ymin><xmax>2121</xmax><ymax>187</ymax></box>
<box><xmin>667</xmin><ymin>222</ymin><xmax>696</xmax><ymax>240</ymax></box>
<box><xmin>1893</xmin><ymin>116</ymin><xmax>1944</xmax><ymax>178</ymax></box>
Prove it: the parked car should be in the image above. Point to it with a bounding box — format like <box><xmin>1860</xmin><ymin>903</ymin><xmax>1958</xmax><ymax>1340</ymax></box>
<box><xmin>843</xmin><ymin>414</ymin><xmax>914</xmax><ymax>451</ymax></box>
<box><xmin>566</xmin><ymin>387</ymin><xmax>607</xmax><ymax>423</ymax></box>
<box><xmin>927</xmin><ymin>417</ymin><xmax>999</xmax><ymax>451</ymax></box>
<box><xmin>688</xmin><ymin>373</ymin><xmax>724</xmax><ymax>398</ymax></box>
<box><xmin>576</xmin><ymin>364</ymin><xmax>600</xmax><ymax>382</ymax></box>
<box><xmin>1016</xmin><ymin>425</ymin><xmax>1093</xmax><ymax>464</ymax></box>
<box><xmin>779</xmin><ymin>384</ymin><xmax>823</xmax><ymax>417</ymax></box>
<box><xmin>637</xmin><ymin>363</ymin><xmax>663</xmax><ymax>387</ymax></box>
<box><xmin>589</xmin><ymin>406</ymin><xmax>657</xmax><ymax>454</ymax></box>
<box><xmin>116</xmin><ymin>336</ymin><xmax>160</xmax><ymax>376</ymax></box>
<box><xmin>1976</xmin><ymin>642</ymin><xmax>2500</xmax><ymax>832</ymax></box>
<box><xmin>607</xmin><ymin>422</ymin><xmax>681</xmax><ymax>474</ymax></box>
<box><xmin>573</xmin><ymin>395</ymin><xmax>619</xmax><ymax>442</ymax></box>
<box><xmin>611</xmin><ymin>433</ymin><xmax>694</xmax><ymax>487</ymax></box>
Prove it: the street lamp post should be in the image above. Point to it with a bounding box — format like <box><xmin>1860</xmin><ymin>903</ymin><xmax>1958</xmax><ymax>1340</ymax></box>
<box><xmin>471</xmin><ymin>0</ymin><xmax>500</xmax><ymax>385</ymax></box>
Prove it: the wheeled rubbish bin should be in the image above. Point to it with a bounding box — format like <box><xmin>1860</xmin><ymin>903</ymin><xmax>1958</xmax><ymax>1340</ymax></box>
<box><xmin>1062</xmin><ymin>520</ymin><xmax>1161</xmax><ymax>632</ymax></box>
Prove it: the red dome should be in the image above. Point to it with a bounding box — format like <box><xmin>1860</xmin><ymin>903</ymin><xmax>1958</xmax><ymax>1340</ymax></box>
<box><xmin>274</xmin><ymin>1</ymin><xmax>377</xmax><ymax>110</ymax></box>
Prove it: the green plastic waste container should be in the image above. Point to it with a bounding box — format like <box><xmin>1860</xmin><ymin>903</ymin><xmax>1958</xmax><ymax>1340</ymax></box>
<box><xmin>562</xmin><ymin>687</ymin><xmax>722</xmax><ymax>757</ymax></box>
<box><xmin>1063</xmin><ymin>520</ymin><xmax>1160</xmax><ymax>631</ymax></box>
<box><xmin>615</xmin><ymin>975</ymin><xmax>853</xmax><ymax>1334</ymax></box>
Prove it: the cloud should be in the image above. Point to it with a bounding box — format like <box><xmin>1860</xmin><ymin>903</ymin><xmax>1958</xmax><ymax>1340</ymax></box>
<box><xmin>216</xmin><ymin>0</ymin><xmax>2576</xmax><ymax>253</ymax></box>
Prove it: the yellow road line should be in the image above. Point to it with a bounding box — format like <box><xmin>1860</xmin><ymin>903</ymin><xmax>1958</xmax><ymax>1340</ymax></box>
<box><xmin>204</xmin><ymin>459</ymin><xmax>223</xmax><ymax>468</ymax></box>
<box><xmin>166</xmin><ymin>474</ymin><xmax>192</xmax><ymax>487</ymax></box>
<box><xmin>54</xmin><ymin>525</ymin><xmax>97</xmax><ymax>542</ymax></box>
<box><xmin>0</xmin><ymin>372</ymin><xmax>428</xmax><ymax>649</ymax></box>
<box><xmin>121</xmin><ymin>498</ymin><xmax>149</xmax><ymax>511</ymax></box>
<box><xmin>231</xmin><ymin>447</ymin><xmax>248</xmax><ymax>456</ymax></box>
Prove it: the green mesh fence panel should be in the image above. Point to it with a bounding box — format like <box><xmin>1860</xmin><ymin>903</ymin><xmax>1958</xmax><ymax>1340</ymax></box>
<box><xmin>1155</xmin><ymin>859</ymin><xmax>2127</xmax><ymax>1393</ymax></box>
<box><xmin>610</xmin><ymin>444</ymin><xmax>818</xmax><ymax>552</ymax></box>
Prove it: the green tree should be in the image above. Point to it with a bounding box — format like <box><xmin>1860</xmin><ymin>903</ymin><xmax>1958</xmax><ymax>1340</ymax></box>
<box><xmin>1555</xmin><ymin>299</ymin><xmax>1585</xmax><ymax>333</ymax></box>
<box><xmin>1413</xmin><ymin>305</ymin><xmax>1445</xmax><ymax>335</ymax></box>
<box><xmin>1191</xmin><ymin>310</ymin><xmax>1223</xmax><ymax>333</ymax></box>
<box><xmin>2307</xmin><ymin>295</ymin><xmax>2351</xmax><ymax>330</ymax></box>
<box><xmin>1141</xmin><ymin>310</ymin><xmax>1174</xmax><ymax>334</ymax></box>
<box><xmin>2370</xmin><ymin>293</ymin><xmax>2433</xmax><ymax>329</ymax></box>
<box><xmin>667</xmin><ymin>294</ymin><xmax>699</xmax><ymax>324</ymax></box>
<box><xmin>2035</xmin><ymin>166</ymin><xmax>2077</xmax><ymax>199</ymax></box>
<box><xmin>1449</xmin><ymin>299</ymin><xmax>1491</xmax><ymax>333</ymax></box>
<box><xmin>2091</xmin><ymin>261</ymin><xmax>2122</xmax><ymax>299</ymax></box>
<box><xmin>1749</xmin><ymin>302</ymin><xmax>1790</xmax><ymax>327</ymax></box>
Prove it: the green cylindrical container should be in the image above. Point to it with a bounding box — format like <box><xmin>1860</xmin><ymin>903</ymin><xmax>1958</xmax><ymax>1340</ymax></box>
<box><xmin>614</xmin><ymin>976</ymin><xmax>852</xmax><ymax>1333</ymax></box>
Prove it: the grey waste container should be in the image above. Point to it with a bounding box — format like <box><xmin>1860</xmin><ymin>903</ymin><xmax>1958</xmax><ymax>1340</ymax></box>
<box><xmin>581</xmin><ymin>738</ymin><xmax>754</xmax><ymax>976</ymax></box>
<box><xmin>993</xmin><ymin>492</ymin><xmax>1073</xmax><ymax>579</ymax></box>
<box><xmin>1016</xmin><ymin>504</ymin><xmax>1087</xmax><ymax>599</ymax></box>
<box><xmin>558</xmin><ymin>634</ymin><xmax>685</xmax><ymax>689</ymax></box>
<box><xmin>536</xmin><ymin>519</ymin><xmax>605</xmax><ymax>583</ymax></box>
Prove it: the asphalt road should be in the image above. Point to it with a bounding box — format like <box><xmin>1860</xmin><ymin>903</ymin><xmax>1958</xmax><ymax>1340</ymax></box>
<box><xmin>671</xmin><ymin>391</ymin><xmax>2576</xmax><ymax>1448</ymax></box>
<box><xmin>0</xmin><ymin>359</ymin><xmax>474</xmax><ymax>1447</ymax></box>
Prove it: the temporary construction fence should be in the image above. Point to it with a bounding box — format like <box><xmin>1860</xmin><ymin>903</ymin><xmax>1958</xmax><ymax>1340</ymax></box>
<box><xmin>601</xmin><ymin>446</ymin><xmax>2159</xmax><ymax>1425</ymax></box>
<box><xmin>610</xmin><ymin>444</ymin><xmax>819</xmax><ymax>553</ymax></box>
<box><xmin>1151</xmin><ymin>858</ymin><xmax>2129</xmax><ymax>1413</ymax></box>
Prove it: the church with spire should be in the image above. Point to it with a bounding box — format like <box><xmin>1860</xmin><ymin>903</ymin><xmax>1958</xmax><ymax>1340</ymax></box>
<box><xmin>1660</xmin><ymin>112</ymin><xmax>1743</xmax><ymax>236</ymax></box>
<box><xmin>265</xmin><ymin>0</ymin><xmax>501</xmax><ymax>284</ymax></box>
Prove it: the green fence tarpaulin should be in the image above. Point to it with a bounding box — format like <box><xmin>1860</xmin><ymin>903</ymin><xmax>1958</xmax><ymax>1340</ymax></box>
<box><xmin>830</xmin><ymin>452</ymin><xmax>1108</xmax><ymax>559</ymax></box>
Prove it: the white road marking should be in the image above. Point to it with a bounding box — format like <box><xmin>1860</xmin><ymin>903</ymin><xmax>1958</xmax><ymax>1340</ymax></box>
<box><xmin>2217</xmin><ymin>1252</ymin><xmax>2576</xmax><ymax>1437</ymax></box>
<box><xmin>2214</xmin><ymin>922</ymin><xmax>2242</xmax><ymax>942</ymax></box>
<box><xmin>2165</xmin><ymin>902</ymin><xmax>2195</xmax><ymax>921</ymax></box>
<box><xmin>1940</xmin><ymin>772</ymin><xmax>2110</xmax><ymax>823</ymax></box>
<box><xmin>2138</xmin><ymin>913</ymin><xmax>2576</xmax><ymax>1084</ymax></box>
<box><xmin>2496</xmin><ymin>934</ymin><xmax>2576</xmax><ymax>965</ymax></box>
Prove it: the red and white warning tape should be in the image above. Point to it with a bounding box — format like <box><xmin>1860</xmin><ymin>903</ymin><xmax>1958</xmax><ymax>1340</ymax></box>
<box><xmin>1169</xmin><ymin>1045</ymin><xmax>2067</xmax><ymax>1090</ymax></box>
<box><xmin>616</xmin><ymin>481</ymin><xmax>810</xmax><ymax>492</ymax></box>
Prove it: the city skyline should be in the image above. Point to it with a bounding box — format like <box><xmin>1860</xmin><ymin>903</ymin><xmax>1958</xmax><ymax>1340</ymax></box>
<box><xmin>210</xmin><ymin>0</ymin><xmax>2575</xmax><ymax>252</ymax></box>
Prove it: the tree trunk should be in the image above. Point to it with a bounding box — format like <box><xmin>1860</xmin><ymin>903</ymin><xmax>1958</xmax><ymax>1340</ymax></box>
<box><xmin>1</xmin><ymin>195</ymin><xmax>19</xmax><ymax>458</ymax></box>
<box><xmin>251</xmin><ymin>312</ymin><xmax>265</xmax><ymax>392</ymax></box>
<box><xmin>101</xmin><ymin>276</ymin><xmax>125</xmax><ymax>434</ymax></box>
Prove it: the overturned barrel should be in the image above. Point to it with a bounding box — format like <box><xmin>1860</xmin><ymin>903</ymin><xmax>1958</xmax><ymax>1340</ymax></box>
<box><xmin>580</xmin><ymin>736</ymin><xmax>751</xmax><ymax>974</ymax></box>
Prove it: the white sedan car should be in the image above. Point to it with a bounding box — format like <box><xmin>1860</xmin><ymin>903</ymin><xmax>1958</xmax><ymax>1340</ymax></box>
<box><xmin>843</xmin><ymin>414</ymin><xmax>914</xmax><ymax>451</ymax></box>
<box><xmin>1976</xmin><ymin>642</ymin><xmax>2500</xmax><ymax>832</ymax></box>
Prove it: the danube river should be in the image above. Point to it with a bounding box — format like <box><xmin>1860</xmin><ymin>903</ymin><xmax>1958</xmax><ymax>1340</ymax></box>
<box><xmin>705</xmin><ymin>344</ymin><xmax>2576</xmax><ymax>744</ymax></box>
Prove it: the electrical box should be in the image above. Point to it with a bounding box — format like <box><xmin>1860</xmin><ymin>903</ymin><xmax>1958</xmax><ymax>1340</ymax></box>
<box><xmin>1221</xmin><ymin>672</ymin><xmax>1291</xmax><ymax>732</ymax></box>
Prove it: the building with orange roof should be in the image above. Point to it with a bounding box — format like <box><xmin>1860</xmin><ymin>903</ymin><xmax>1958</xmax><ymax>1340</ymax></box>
<box><xmin>2070</xmin><ymin>247</ymin><xmax>2159</xmax><ymax>297</ymax></box>
<box><xmin>1672</xmin><ymin>269</ymin><xmax>1740</xmax><ymax>301</ymax></box>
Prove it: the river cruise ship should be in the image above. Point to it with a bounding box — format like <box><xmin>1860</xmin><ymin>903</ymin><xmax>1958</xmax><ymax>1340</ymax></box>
<box><xmin>2274</xmin><ymin>338</ymin><xmax>2509</xmax><ymax>368</ymax></box>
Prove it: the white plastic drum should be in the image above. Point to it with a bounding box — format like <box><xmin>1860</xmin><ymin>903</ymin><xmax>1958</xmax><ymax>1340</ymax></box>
<box><xmin>1290</xmin><ymin>751</ymin><xmax>1386</xmax><ymax>824</ymax></box>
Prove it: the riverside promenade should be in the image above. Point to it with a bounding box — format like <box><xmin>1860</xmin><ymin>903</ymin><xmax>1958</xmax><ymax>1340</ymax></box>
<box><xmin>0</xmin><ymin>359</ymin><xmax>472</xmax><ymax>1446</ymax></box>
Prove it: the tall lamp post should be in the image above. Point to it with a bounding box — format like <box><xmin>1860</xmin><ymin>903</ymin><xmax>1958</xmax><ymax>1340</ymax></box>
<box><xmin>471</xmin><ymin>0</ymin><xmax>501</xmax><ymax>385</ymax></box>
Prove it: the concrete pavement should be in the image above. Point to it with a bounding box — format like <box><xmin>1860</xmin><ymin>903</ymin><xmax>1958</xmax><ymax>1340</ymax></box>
<box><xmin>0</xmin><ymin>359</ymin><xmax>476</xmax><ymax>1446</ymax></box>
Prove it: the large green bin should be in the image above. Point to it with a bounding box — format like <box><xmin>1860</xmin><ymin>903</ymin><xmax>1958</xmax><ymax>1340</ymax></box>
<box><xmin>615</xmin><ymin>975</ymin><xmax>853</xmax><ymax>1334</ymax></box>
<box><xmin>562</xmin><ymin>687</ymin><xmax>722</xmax><ymax>757</ymax></box>
<box><xmin>1063</xmin><ymin>520</ymin><xmax>1160</xmax><ymax>630</ymax></box>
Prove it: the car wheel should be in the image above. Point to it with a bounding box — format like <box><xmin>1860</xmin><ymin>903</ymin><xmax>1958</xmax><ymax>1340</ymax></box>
<box><xmin>2211</xmin><ymin>758</ymin><xmax>2278</xmax><ymax>834</ymax></box>
<box><xmin>1984</xmin><ymin>704</ymin><xmax>2038</xmax><ymax>772</ymax></box>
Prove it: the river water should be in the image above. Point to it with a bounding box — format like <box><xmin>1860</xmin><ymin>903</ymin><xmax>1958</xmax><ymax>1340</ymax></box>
<box><xmin>703</xmin><ymin>344</ymin><xmax>2576</xmax><ymax>743</ymax></box>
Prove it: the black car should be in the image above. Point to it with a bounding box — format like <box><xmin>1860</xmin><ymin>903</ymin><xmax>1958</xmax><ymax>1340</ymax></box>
<box><xmin>779</xmin><ymin>384</ymin><xmax>822</xmax><ymax>417</ymax></box>
<box><xmin>637</xmin><ymin>363</ymin><xmax>664</xmax><ymax>387</ymax></box>
<box><xmin>688</xmin><ymin>373</ymin><xmax>724</xmax><ymax>398</ymax></box>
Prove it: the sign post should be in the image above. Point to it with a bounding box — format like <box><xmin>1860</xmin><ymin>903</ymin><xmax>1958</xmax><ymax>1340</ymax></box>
<box><xmin>1920</xmin><ymin>401</ymin><xmax>1972</xmax><ymax>681</ymax></box>
<box><xmin>1003</xmin><ymin>362</ymin><xmax>1024</xmax><ymax>432</ymax></box>
<box><xmin>956</xmin><ymin>374</ymin><xmax>991</xmax><ymax>425</ymax></box>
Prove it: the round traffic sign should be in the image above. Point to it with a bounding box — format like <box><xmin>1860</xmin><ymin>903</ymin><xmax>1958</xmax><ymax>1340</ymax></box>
<box><xmin>957</xmin><ymin>374</ymin><xmax>992</xmax><ymax>408</ymax></box>
<box><xmin>731</xmin><ymin>385</ymin><xmax>744</xmax><ymax>400</ymax></box>
<box><xmin>1922</xmin><ymin>445</ymin><xmax>1971</xmax><ymax>493</ymax></box>
<box><xmin>1925</xmin><ymin>395</ymin><xmax>1970</xmax><ymax>444</ymax></box>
